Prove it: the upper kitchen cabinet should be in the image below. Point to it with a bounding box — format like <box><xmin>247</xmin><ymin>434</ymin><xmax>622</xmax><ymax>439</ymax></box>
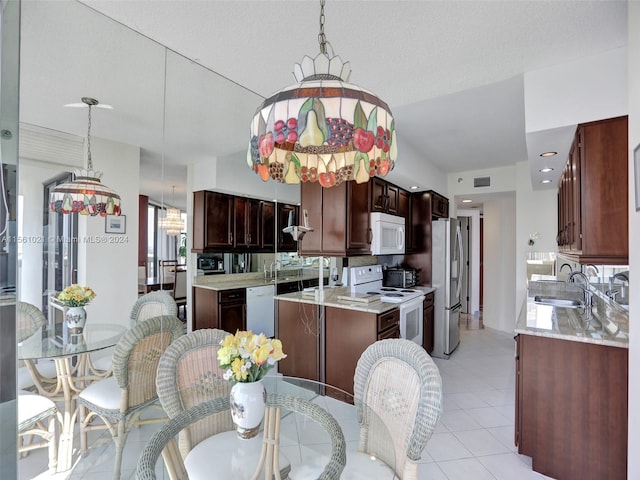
<box><xmin>260</xmin><ymin>200</ymin><xmax>275</xmax><ymax>251</ymax></box>
<box><xmin>192</xmin><ymin>190</ymin><xmax>234</xmax><ymax>252</ymax></box>
<box><xmin>277</xmin><ymin>203</ymin><xmax>299</xmax><ymax>252</ymax></box>
<box><xmin>427</xmin><ymin>190</ymin><xmax>449</xmax><ymax>219</ymax></box>
<box><xmin>300</xmin><ymin>181</ymin><xmax>371</xmax><ymax>256</ymax></box>
<box><xmin>234</xmin><ymin>197</ymin><xmax>261</xmax><ymax>249</ymax></box>
<box><xmin>557</xmin><ymin>115</ymin><xmax>628</xmax><ymax>264</ymax></box>
<box><xmin>371</xmin><ymin>177</ymin><xmax>399</xmax><ymax>215</ymax></box>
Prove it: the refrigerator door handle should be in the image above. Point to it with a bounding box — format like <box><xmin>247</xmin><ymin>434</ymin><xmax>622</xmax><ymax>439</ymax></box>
<box><xmin>455</xmin><ymin>225</ymin><xmax>464</xmax><ymax>300</ymax></box>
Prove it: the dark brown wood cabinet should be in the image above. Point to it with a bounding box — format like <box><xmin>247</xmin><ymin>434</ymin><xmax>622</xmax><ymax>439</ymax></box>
<box><xmin>234</xmin><ymin>197</ymin><xmax>261</xmax><ymax>249</ymax></box>
<box><xmin>427</xmin><ymin>190</ymin><xmax>449</xmax><ymax>219</ymax></box>
<box><xmin>192</xmin><ymin>191</ymin><xmax>234</xmax><ymax>252</ymax></box>
<box><xmin>277</xmin><ymin>203</ymin><xmax>298</xmax><ymax>252</ymax></box>
<box><xmin>299</xmin><ymin>181</ymin><xmax>371</xmax><ymax>256</ymax></box>
<box><xmin>515</xmin><ymin>334</ymin><xmax>628</xmax><ymax>480</ymax></box>
<box><xmin>423</xmin><ymin>292</ymin><xmax>434</xmax><ymax>354</ymax></box>
<box><xmin>370</xmin><ymin>177</ymin><xmax>399</xmax><ymax>215</ymax></box>
<box><xmin>260</xmin><ymin>201</ymin><xmax>275</xmax><ymax>250</ymax></box>
<box><xmin>276</xmin><ymin>300</ymin><xmax>320</xmax><ymax>381</ymax></box>
<box><xmin>325</xmin><ymin>307</ymin><xmax>399</xmax><ymax>395</ymax></box>
<box><xmin>557</xmin><ymin>116</ymin><xmax>628</xmax><ymax>264</ymax></box>
<box><xmin>192</xmin><ymin>287</ymin><xmax>246</xmax><ymax>332</ymax></box>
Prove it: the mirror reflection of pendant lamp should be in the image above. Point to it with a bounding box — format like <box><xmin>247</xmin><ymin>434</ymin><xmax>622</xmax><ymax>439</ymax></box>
<box><xmin>49</xmin><ymin>97</ymin><xmax>121</xmax><ymax>216</ymax></box>
<box><xmin>248</xmin><ymin>0</ymin><xmax>397</xmax><ymax>188</ymax></box>
<box><xmin>158</xmin><ymin>186</ymin><xmax>184</xmax><ymax>237</ymax></box>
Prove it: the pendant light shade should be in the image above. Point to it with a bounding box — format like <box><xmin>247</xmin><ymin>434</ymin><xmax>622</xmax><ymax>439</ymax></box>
<box><xmin>49</xmin><ymin>97</ymin><xmax>121</xmax><ymax>216</ymax></box>
<box><xmin>247</xmin><ymin>0</ymin><xmax>396</xmax><ymax>188</ymax></box>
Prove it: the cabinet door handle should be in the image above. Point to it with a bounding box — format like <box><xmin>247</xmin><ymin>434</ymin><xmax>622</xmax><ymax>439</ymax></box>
<box><xmin>368</xmin><ymin>228</ymin><xmax>373</xmax><ymax>244</ymax></box>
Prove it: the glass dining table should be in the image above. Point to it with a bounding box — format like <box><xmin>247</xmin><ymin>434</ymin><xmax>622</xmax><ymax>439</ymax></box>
<box><xmin>18</xmin><ymin>322</ymin><xmax>127</xmax><ymax>471</ymax></box>
<box><xmin>138</xmin><ymin>376</ymin><xmax>397</xmax><ymax>479</ymax></box>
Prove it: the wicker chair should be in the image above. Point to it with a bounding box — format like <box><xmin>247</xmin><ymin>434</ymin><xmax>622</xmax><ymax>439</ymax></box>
<box><xmin>131</xmin><ymin>291</ymin><xmax>178</xmax><ymax>326</ymax></box>
<box><xmin>18</xmin><ymin>391</ymin><xmax>61</xmax><ymax>474</ymax></box>
<box><xmin>91</xmin><ymin>291</ymin><xmax>179</xmax><ymax>372</ymax></box>
<box><xmin>347</xmin><ymin>338</ymin><xmax>442</xmax><ymax>480</ymax></box>
<box><xmin>16</xmin><ymin>302</ymin><xmax>57</xmax><ymax>391</ymax></box>
<box><xmin>78</xmin><ymin>315</ymin><xmax>185</xmax><ymax>479</ymax></box>
<box><xmin>155</xmin><ymin>329</ymin><xmax>291</xmax><ymax>479</ymax></box>
<box><xmin>135</xmin><ymin>394</ymin><xmax>346</xmax><ymax>480</ymax></box>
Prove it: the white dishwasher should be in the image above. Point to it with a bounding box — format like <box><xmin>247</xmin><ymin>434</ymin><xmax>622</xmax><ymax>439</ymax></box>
<box><xmin>246</xmin><ymin>285</ymin><xmax>275</xmax><ymax>337</ymax></box>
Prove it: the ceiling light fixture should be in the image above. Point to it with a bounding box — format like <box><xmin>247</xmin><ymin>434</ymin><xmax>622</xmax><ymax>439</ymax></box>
<box><xmin>410</xmin><ymin>185</ymin><xmax>419</xmax><ymax>190</ymax></box>
<box><xmin>539</xmin><ymin>167</ymin><xmax>554</xmax><ymax>173</ymax></box>
<box><xmin>158</xmin><ymin>186</ymin><xmax>184</xmax><ymax>236</ymax></box>
<box><xmin>49</xmin><ymin>97</ymin><xmax>121</xmax><ymax>216</ymax></box>
<box><xmin>248</xmin><ymin>0</ymin><xmax>396</xmax><ymax>188</ymax></box>
<box><xmin>462</xmin><ymin>199</ymin><xmax>472</xmax><ymax>203</ymax></box>
<box><xmin>539</xmin><ymin>151</ymin><xmax>557</xmax><ymax>157</ymax></box>
<box><xmin>540</xmin><ymin>179</ymin><xmax>552</xmax><ymax>184</ymax></box>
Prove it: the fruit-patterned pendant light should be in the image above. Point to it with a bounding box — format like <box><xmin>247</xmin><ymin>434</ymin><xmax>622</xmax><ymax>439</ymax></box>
<box><xmin>248</xmin><ymin>0</ymin><xmax>396</xmax><ymax>188</ymax></box>
<box><xmin>50</xmin><ymin>97</ymin><xmax>121</xmax><ymax>216</ymax></box>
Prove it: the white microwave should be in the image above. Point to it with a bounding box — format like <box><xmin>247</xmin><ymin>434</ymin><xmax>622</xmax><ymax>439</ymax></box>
<box><xmin>370</xmin><ymin>212</ymin><xmax>405</xmax><ymax>255</ymax></box>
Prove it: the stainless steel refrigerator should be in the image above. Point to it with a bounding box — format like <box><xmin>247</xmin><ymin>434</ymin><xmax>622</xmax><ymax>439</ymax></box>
<box><xmin>431</xmin><ymin>218</ymin><xmax>464</xmax><ymax>358</ymax></box>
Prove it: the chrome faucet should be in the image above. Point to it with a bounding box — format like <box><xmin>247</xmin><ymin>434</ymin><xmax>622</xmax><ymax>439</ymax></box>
<box><xmin>559</xmin><ymin>263</ymin><xmax>573</xmax><ymax>275</ymax></box>
<box><xmin>567</xmin><ymin>271</ymin><xmax>592</xmax><ymax>309</ymax></box>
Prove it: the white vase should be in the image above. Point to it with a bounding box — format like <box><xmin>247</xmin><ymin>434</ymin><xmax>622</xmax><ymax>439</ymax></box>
<box><xmin>229</xmin><ymin>380</ymin><xmax>266</xmax><ymax>439</ymax></box>
<box><xmin>65</xmin><ymin>306</ymin><xmax>87</xmax><ymax>335</ymax></box>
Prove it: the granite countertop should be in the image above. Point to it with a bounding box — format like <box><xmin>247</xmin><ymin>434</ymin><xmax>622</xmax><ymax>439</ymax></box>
<box><xmin>192</xmin><ymin>269</ymin><xmax>327</xmax><ymax>291</ymax></box>
<box><xmin>515</xmin><ymin>280</ymin><xmax>629</xmax><ymax>349</ymax></box>
<box><xmin>276</xmin><ymin>285</ymin><xmax>435</xmax><ymax>314</ymax></box>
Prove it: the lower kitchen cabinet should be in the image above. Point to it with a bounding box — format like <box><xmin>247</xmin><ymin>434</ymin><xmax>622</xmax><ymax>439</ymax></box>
<box><xmin>276</xmin><ymin>300</ymin><xmax>321</xmax><ymax>382</ymax></box>
<box><xmin>515</xmin><ymin>334</ymin><xmax>628</xmax><ymax>480</ymax></box>
<box><xmin>423</xmin><ymin>292</ymin><xmax>434</xmax><ymax>354</ymax></box>
<box><xmin>325</xmin><ymin>307</ymin><xmax>399</xmax><ymax>395</ymax></box>
<box><xmin>192</xmin><ymin>287</ymin><xmax>246</xmax><ymax>333</ymax></box>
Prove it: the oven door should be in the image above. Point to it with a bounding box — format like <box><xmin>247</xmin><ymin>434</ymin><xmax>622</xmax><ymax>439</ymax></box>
<box><xmin>399</xmin><ymin>296</ymin><xmax>424</xmax><ymax>345</ymax></box>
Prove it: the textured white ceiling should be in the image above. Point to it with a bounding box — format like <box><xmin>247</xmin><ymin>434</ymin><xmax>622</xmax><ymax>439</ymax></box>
<box><xmin>19</xmin><ymin>1</ymin><xmax>628</xmax><ymax>208</ymax></box>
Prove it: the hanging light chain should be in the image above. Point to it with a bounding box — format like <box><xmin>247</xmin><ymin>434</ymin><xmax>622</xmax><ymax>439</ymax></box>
<box><xmin>86</xmin><ymin>102</ymin><xmax>93</xmax><ymax>171</ymax></box>
<box><xmin>318</xmin><ymin>0</ymin><xmax>327</xmax><ymax>55</ymax></box>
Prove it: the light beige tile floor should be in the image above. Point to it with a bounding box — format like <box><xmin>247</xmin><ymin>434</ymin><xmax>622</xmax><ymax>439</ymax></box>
<box><xmin>19</xmin><ymin>327</ymin><xmax>554</xmax><ymax>479</ymax></box>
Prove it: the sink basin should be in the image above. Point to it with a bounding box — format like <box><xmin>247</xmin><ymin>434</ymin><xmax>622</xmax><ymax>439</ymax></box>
<box><xmin>534</xmin><ymin>296</ymin><xmax>583</xmax><ymax>308</ymax></box>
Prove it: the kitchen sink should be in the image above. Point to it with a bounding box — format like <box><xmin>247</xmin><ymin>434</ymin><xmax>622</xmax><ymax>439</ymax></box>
<box><xmin>533</xmin><ymin>296</ymin><xmax>583</xmax><ymax>308</ymax></box>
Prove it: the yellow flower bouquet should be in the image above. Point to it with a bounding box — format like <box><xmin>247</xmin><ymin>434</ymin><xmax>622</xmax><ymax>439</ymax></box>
<box><xmin>57</xmin><ymin>284</ymin><xmax>96</xmax><ymax>307</ymax></box>
<box><xmin>218</xmin><ymin>330</ymin><xmax>286</xmax><ymax>383</ymax></box>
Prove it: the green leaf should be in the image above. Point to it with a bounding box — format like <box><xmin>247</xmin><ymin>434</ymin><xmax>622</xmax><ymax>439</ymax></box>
<box><xmin>290</xmin><ymin>153</ymin><xmax>301</xmax><ymax>169</ymax></box>
<box><xmin>312</xmin><ymin>98</ymin><xmax>329</xmax><ymax>140</ymax></box>
<box><xmin>366</xmin><ymin>107</ymin><xmax>378</xmax><ymax>132</ymax></box>
<box><xmin>297</xmin><ymin>98</ymin><xmax>316</xmax><ymax>134</ymax></box>
<box><xmin>353</xmin><ymin>101</ymin><xmax>367</xmax><ymax>130</ymax></box>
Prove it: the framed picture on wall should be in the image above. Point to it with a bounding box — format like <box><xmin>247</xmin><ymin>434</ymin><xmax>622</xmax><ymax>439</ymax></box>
<box><xmin>635</xmin><ymin>143</ymin><xmax>640</xmax><ymax>211</ymax></box>
<box><xmin>105</xmin><ymin>215</ymin><xmax>126</xmax><ymax>234</ymax></box>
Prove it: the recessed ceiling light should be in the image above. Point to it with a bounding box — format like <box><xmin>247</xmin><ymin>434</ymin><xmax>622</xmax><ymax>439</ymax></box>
<box><xmin>539</xmin><ymin>167</ymin><xmax>554</xmax><ymax>173</ymax></box>
<box><xmin>540</xmin><ymin>179</ymin><xmax>552</xmax><ymax>184</ymax></box>
<box><xmin>539</xmin><ymin>151</ymin><xmax>557</xmax><ymax>157</ymax></box>
<box><xmin>462</xmin><ymin>199</ymin><xmax>472</xmax><ymax>203</ymax></box>
<box><xmin>410</xmin><ymin>185</ymin><xmax>419</xmax><ymax>190</ymax></box>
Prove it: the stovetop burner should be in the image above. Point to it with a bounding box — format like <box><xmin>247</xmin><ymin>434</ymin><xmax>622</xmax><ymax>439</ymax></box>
<box><xmin>366</xmin><ymin>291</ymin><xmax>380</xmax><ymax>296</ymax></box>
<box><xmin>400</xmin><ymin>289</ymin><xmax>415</xmax><ymax>293</ymax></box>
<box><xmin>385</xmin><ymin>293</ymin><xmax>404</xmax><ymax>297</ymax></box>
<box><xmin>380</xmin><ymin>287</ymin><xmax>396</xmax><ymax>291</ymax></box>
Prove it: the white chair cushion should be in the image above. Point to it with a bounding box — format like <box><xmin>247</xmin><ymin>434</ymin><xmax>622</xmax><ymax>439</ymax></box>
<box><xmin>185</xmin><ymin>430</ymin><xmax>290</xmax><ymax>480</ymax></box>
<box><xmin>18</xmin><ymin>393</ymin><xmax>56</xmax><ymax>425</ymax></box>
<box><xmin>91</xmin><ymin>355</ymin><xmax>113</xmax><ymax>372</ymax></box>
<box><xmin>78</xmin><ymin>376</ymin><xmax>121</xmax><ymax>411</ymax></box>
<box><xmin>17</xmin><ymin>360</ymin><xmax>58</xmax><ymax>390</ymax></box>
<box><xmin>288</xmin><ymin>451</ymin><xmax>396</xmax><ymax>480</ymax></box>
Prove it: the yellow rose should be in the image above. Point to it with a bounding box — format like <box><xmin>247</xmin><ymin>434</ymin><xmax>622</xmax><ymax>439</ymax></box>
<box><xmin>270</xmin><ymin>339</ymin><xmax>286</xmax><ymax>361</ymax></box>
<box><xmin>252</xmin><ymin>345</ymin><xmax>271</xmax><ymax>366</ymax></box>
<box><xmin>217</xmin><ymin>346</ymin><xmax>233</xmax><ymax>366</ymax></box>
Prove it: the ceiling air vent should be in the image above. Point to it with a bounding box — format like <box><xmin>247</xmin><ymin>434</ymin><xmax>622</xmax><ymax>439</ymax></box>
<box><xmin>474</xmin><ymin>176</ymin><xmax>491</xmax><ymax>188</ymax></box>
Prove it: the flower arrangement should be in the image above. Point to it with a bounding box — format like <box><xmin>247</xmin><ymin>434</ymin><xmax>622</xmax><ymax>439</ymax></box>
<box><xmin>218</xmin><ymin>330</ymin><xmax>286</xmax><ymax>383</ymax></box>
<box><xmin>57</xmin><ymin>284</ymin><xmax>96</xmax><ymax>307</ymax></box>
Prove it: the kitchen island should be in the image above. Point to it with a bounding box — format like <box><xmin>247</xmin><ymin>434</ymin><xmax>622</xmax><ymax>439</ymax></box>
<box><xmin>514</xmin><ymin>280</ymin><xmax>628</xmax><ymax>480</ymax></box>
<box><xmin>276</xmin><ymin>286</ymin><xmax>435</xmax><ymax>395</ymax></box>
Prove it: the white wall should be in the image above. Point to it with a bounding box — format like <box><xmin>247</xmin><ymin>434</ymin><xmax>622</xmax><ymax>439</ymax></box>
<box><xmin>524</xmin><ymin>47</ymin><xmax>628</xmax><ymax>133</ymax></box>
<box><xmin>481</xmin><ymin>196</ymin><xmax>517</xmax><ymax>332</ymax></box>
<box><xmin>627</xmin><ymin>3</ymin><xmax>639</xmax><ymax>477</ymax></box>
<box><xmin>385</xmin><ymin>140</ymin><xmax>447</xmax><ymax>191</ymax></box>
<box><xmin>514</xmin><ymin>161</ymin><xmax>558</xmax><ymax>318</ymax></box>
<box><xmin>447</xmin><ymin>165</ymin><xmax>517</xmax><ymax>196</ymax></box>
<box><xmin>75</xmin><ymin>137</ymin><xmax>139</xmax><ymax>329</ymax></box>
